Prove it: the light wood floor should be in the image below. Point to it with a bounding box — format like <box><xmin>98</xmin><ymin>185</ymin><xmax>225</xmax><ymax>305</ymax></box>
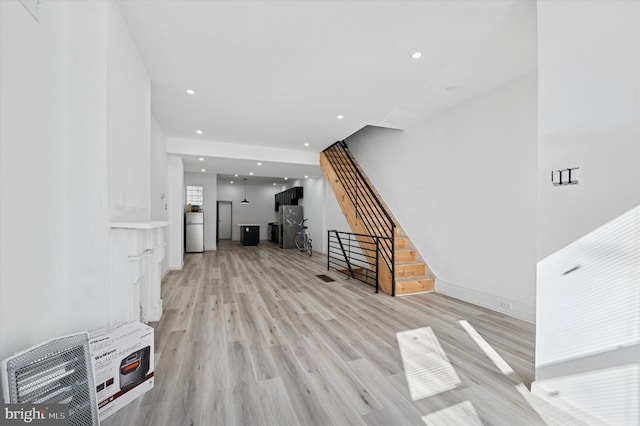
<box><xmin>103</xmin><ymin>242</ymin><xmax>581</xmax><ymax>425</ymax></box>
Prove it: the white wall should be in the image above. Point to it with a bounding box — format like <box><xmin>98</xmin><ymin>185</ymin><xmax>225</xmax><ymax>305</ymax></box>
<box><xmin>346</xmin><ymin>73</ymin><xmax>538</xmax><ymax>321</ymax></box>
<box><xmin>534</xmin><ymin>1</ymin><xmax>640</xmax><ymax>424</ymax></box>
<box><xmin>217</xmin><ymin>180</ymin><xmax>279</xmax><ymax>241</ymax></box>
<box><xmin>1</xmin><ymin>1</ymin><xmax>72</xmax><ymax>361</ymax></box>
<box><xmin>282</xmin><ymin>177</ymin><xmax>345</xmax><ymax>255</ymax></box>
<box><xmin>185</xmin><ymin>172</ymin><xmax>218</xmax><ymax>250</ymax></box>
<box><xmin>297</xmin><ymin>178</ymin><xmax>324</xmax><ymax>253</ymax></box>
<box><xmin>537</xmin><ymin>0</ymin><xmax>640</xmax><ymax>258</ymax></box>
<box><xmin>107</xmin><ymin>1</ymin><xmax>151</xmax><ymax>222</ymax></box>
<box><xmin>322</xmin><ymin>177</ymin><xmax>352</xmax><ymax>254</ymax></box>
<box><xmin>0</xmin><ymin>0</ymin><xmax>150</xmax><ymax>363</ymax></box>
<box><xmin>150</xmin><ymin>116</ymin><xmax>169</xmax><ymax>276</ymax></box>
<box><xmin>167</xmin><ymin>156</ymin><xmax>185</xmax><ymax>269</ymax></box>
<box><xmin>66</xmin><ymin>0</ymin><xmax>111</xmax><ymax>333</ymax></box>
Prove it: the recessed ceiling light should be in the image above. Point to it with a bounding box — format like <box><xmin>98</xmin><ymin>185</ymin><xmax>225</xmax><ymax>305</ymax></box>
<box><xmin>234</xmin><ymin>174</ymin><xmax>238</xmax><ymax>177</ymax></box>
<box><xmin>201</xmin><ymin>168</ymin><xmax>206</xmax><ymax>172</ymax></box>
<box><xmin>198</xmin><ymin>157</ymin><xmax>204</xmax><ymax>161</ymax></box>
<box><xmin>273</xmin><ymin>183</ymin><xmax>276</xmax><ymax>186</ymax></box>
<box><xmin>305</xmin><ymin>175</ymin><xmax>309</xmax><ymax>179</ymax></box>
<box><xmin>411</xmin><ymin>52</ymin><xmax>422</xmax><ymax>59</ymax></box>
<box><xmin>446</xmin><ymin>86</ymin><xmax>458</xmax><ymax>91</ymax></box>
<box><xmin>304</xmin><ymin>143</ymin><xmax>309</xmax><ymax>147</ymax></box>
<box><xmin>257</xmin><ymin>162</ymin><xmax>262</xmax><ymax>166</ymax></box>
<box><xmin>230</xmin><ymin>181</ymin><xmax>234</xmax><ymax>184</ymax></box>
<box><xmin>249</xmin><ymin>172</ymin><xmax>254</xmax><ymax>176</ymax></box>
<box><xmin>284</xmin><ymin>177</ymin><xmax>288</xmax><ymax>180</ymax></box>
<box><xmin>196</xmin><ymin>129</ymin><xmax>203</xmax><ymax>134</ymax></box>
<box><xmin>337</xmin><ymin>115</ymin><xmax>344</xmax><ymax>120</ymax></box>
<box><xmin>186</xmin><ymin>89</ymin><xmax>195</xmax><ymax>95</ymax></box>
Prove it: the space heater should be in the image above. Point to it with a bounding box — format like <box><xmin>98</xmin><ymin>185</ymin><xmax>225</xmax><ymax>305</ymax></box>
<box><xmin>119</xmin><ymin>346</ymin><xmax>150</xmax><ymax>390</ymax></box>
<box><xmin>1</xmin><ymin>332</ymin><xmax>100</xmax><ymax>426</ymax></box>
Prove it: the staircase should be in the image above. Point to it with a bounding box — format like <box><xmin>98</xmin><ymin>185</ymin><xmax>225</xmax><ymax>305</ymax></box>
<box><xmin>321</xmin><ymin>141</ymin><xmax>434</xmax><ymax>296</ymax></box>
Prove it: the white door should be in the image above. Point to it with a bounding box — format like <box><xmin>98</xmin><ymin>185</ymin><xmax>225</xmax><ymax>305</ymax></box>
<box><xmin>218</xmin><ymin>202</ymin><xmax>232</xmax><ymax>240</ymax></box>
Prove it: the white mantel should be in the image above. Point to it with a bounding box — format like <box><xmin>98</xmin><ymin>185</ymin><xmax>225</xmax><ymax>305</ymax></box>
<box><xmin>110</xmin><ymin>220</ymin><xmax>169</xmax><ymax>229</ymax></box>
<box><xmin>109</xmin><ymin>221</ymin><xmax>168</xmax><ymax>325</ymax></box>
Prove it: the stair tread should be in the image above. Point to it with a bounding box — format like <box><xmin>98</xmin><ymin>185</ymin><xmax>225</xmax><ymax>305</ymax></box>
<box><xmin>396</xmin><ymin>275</ymin><xmax>434</xmax><ymax>283</ymax></box>
<box><xmin>395</xmin><ymin>260</ymin><xmax>426</xmax><ymax>266</ymax></box>
<box><xmin>379</xmin><ymin>246</ymin><xmax>412</xmax><ymax>252</ymax></box>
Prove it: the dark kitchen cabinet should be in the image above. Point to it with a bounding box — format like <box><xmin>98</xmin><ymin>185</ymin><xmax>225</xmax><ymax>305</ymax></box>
<box><xmin>274</xmin><ymin>186</ymin><xmax>304</xmax><ymax>211</ymax></box>
<box><xmin>239</xmin><ymin>225</ymin><xmax>259</xmax><ymax>246</ymax></box>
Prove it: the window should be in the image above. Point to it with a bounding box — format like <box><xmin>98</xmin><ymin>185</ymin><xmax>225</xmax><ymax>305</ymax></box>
<box><xmin>186</xmin><ymin>185</ymin><xmax>203</xmax><ymax>206</ymax></box>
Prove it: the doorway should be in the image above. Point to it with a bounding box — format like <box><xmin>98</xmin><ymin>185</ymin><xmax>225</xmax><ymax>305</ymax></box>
<box><xmin>217</xmin><ymin>201</ymin><xmax>232</xmax><ymax>242</ymax></box>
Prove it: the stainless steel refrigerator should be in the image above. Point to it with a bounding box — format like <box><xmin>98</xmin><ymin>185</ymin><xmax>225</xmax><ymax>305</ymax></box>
<box><xmin>279</xmin><ymin>205</ymin><xmax>303</xmax><ymax>249</ymax></box>
<box><xmin>185</xmin><ymin>212</ymin><xmax>204</xmax><ymax>252</ymax></box>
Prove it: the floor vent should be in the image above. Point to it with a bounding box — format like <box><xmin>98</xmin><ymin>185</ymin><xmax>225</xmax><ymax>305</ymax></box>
<box><xmin>316</xmin><ymin>274</ymin><xmax>336</xmax><ymax>282</ymax></box>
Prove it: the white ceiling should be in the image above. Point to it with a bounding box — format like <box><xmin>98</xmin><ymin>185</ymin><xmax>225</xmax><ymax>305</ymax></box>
<box><xmin>118</xmin><ymin>0</ymin><xmax>537</xmax><ymax>179</ymax></box>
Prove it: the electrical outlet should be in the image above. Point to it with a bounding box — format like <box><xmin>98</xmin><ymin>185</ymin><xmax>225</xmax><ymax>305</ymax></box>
<box><xmin>500</xmin><ymin>300</ymin><xmax>513</xmax><ymax>310</ymax></box>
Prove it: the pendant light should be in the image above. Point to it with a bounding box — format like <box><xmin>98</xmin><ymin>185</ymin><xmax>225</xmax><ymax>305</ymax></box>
<box><xmin>241</xmin><ymin>178</ymin><xmax>250</xmax><ymax>204</ymax></box>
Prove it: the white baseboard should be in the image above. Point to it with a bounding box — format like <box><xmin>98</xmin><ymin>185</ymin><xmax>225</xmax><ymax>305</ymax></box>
<box><xmin>435</xmin><ymin>278</ymin><xmax>535</xmax><ymax>323</ymax></box>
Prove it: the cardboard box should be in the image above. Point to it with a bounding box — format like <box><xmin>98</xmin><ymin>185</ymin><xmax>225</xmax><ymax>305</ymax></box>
<box><xmin>89</xmin><ymin>321</ymin><xmax>154</xmax><ymax>421</ymax></box>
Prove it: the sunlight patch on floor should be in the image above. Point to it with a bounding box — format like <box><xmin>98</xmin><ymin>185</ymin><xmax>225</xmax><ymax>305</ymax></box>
<box><xmin>459</xmin><ymin>319</ymin><xmax>514</xmax><ymax>376</ymax></box>
<box><xmin>421</xmin><ymin>400</ymin><xmax>483</xmax><ymax>426</ymax></box>
<box><xmin>396</xmin><ymin>327</ymin><xmax>461</xmax><ymax>401</ymax></box>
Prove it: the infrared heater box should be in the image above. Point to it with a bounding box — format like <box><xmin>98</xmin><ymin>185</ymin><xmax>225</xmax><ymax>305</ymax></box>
<box><xmin>89</xmin><ymin>321</ymin><xmax>154</xmax><ymax>422</ymax></box>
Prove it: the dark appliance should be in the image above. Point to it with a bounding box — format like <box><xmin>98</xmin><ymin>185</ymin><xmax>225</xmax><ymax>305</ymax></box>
<box><xmin>279</xmin><ymin>205</ymin><xmax>303</xmax><ymax>249</ymax></box>
<box><xmin>119</xmin><ymin>346</ymin><xmax>150</xmax><ymax>390</ymax></box>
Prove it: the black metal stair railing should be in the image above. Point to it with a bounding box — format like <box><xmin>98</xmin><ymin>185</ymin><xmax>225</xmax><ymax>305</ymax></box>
<box><xmin>327</xmin><ymin>230</ymin><xmax>391</xmax><ymax>293</ymax></box>
<box><xmin>322</xmin><ymin>141</ymin><xmax>396</xmax><ymax>295</ymax></box>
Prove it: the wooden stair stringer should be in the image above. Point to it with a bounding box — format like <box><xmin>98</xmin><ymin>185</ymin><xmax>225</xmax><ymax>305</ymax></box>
<box><xmin>321</xmin><ymin>149</ymin><xmax>435</xmax><ymax>296</ymax></box>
